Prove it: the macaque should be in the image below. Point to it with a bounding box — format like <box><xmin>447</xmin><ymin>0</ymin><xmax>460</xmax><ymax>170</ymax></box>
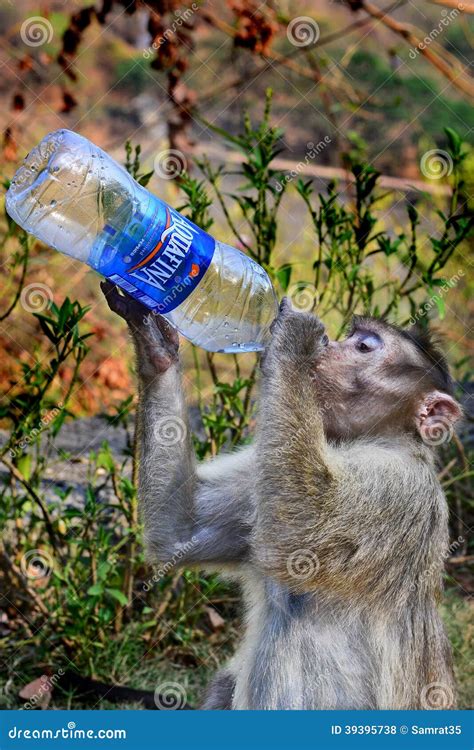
<box><xmin>103</xmin><ymin>281</ymin><xmax>461</xmax><ymax>710</ymax></box>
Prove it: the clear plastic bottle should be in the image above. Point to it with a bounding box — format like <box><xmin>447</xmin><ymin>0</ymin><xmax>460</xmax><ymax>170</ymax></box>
<box><xmin>5</xmin><ymin>129</ymin><xmax>278</xmax><ymax>353</ymax></box>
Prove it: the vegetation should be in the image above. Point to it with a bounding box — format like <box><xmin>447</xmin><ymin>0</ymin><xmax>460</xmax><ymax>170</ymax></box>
<box><xmin>0</xmin><ymin>97</ymin><xmax>472</xmax><ymax>708</ymax></box>
<box><xmin>0</xmin><ymin>0</ymin><xmax>472</xmax><ymax>711</ymax></box>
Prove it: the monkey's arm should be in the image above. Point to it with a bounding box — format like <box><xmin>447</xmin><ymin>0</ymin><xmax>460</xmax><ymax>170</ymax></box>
<box><xmin>253</xmin><ymin>303</ymin><xmax>336</xmax><ymax>573</ymax></box>
<box><xmin>102</xmin><ymin>282</ymin><xmax>253</xmax><ymax>568</ymax></box>
<box><xmin>139</xmin><ymin>362</ymin><xmax>254</xmax><ymax>567</ymax></box>
<box><xmin>253</xmin><ymin>304</ymin><xmax>441</xmax><ymax>602</ymax></box>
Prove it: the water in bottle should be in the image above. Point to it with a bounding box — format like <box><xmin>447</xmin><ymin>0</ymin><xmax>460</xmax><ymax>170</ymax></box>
<box><xmin>5</xmin><ymin>129</ymin><xmax>279</xmax><ymax>353</ymax></box>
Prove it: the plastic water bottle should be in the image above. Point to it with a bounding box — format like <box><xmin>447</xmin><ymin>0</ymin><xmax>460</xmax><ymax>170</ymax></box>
<box><xmin>5</xmin><ymin>129</ymin><xmax>278</xmax><ymax>353</ymax></box>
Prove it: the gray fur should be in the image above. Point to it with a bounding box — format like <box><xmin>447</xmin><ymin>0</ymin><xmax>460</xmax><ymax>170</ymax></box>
<box><xmin>102</xmin><ymin>284</ymin><xmax>457</xmax><ymax>710</ymax></box>
<box><xmin>200</xmin><ymin>670</ymin><xmax>236</xmax><ymax>709</ymax></box>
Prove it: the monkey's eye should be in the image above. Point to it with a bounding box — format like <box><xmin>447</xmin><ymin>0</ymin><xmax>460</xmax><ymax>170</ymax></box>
<box><xmin>355</xmin><ymin>332</ymin><xmax>383</xmax><ymax>353</ymax></box>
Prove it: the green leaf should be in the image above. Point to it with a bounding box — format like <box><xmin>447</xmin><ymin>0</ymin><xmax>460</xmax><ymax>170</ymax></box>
<box><xmin>87</xmin><ymin>583</ymin><xmax>104</xmax><ymax>597</ymax></box>
<box><xmin>194</xmin><ymin>114</ymin><xmax>247</xmax><ymax>152</ymax></box>
<box><xmin>37</xmin><ymin>317</ymin><xmax>58</xmax><ymax>344</ymax></box>
<box><xmin>50</xmin><ymin>409</ymin><xmax>67</xmax><ymax>437</ymax></box>
<box><xmin>434</xmin><ymin>295</ymin><xmax>446</xmax><ymax>319</ymax></box>
<box><xmin>275</xmin><ymin>264</ymin><xmax>292</xmax><ymax>291</ymax></box>
<box><xmin>16</xmin><ymin>453</ymin><xmax>32</xmax><ymax>480</ymax></box>
<box><xmin>444</xmin><ymin>127</ymin><xmax>462</xmax><ymax>157</ymax></box>
<box><xmin>97</xmin><ymin>561</ymin><xmax>112</xmax><ymax>580</ymax></box>
<box><xmin>138</xmin><ymin>171</ymin><xmax>154</xmax><ymax>187</ymax></box>
<box><xmin>106</xmin><ymin>588</ymin><xmax>128</xmax><ymax>606</ymax></box>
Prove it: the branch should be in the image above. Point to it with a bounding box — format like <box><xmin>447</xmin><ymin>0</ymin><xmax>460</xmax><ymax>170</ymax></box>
<box><xmin>356</xmin><ymin>0</ymin><xmax>474</xmax><ymax>97</ymax></box>
<box><xmin>1</xmin><ymin>457</ymin><xmax>61</xmax><ymax>557</ymax></box>
<box><xmin>0</xmin><ymin>237</ymin><xmax>29</xmax><ymax>322</ymax></box>
<box><xmin>200</xmin><ymin>7</ymin><xmax>357</xmax><ymax>100</ymax></box>
<box><xmin>446</xmin><ymin>555</ymin><xmax>474</xmax><ymax>565</ymax></box>
<box><xmin>429</xmin><ymin>0</ymin><xmax>474</xmax><ymax>11</ymax></box>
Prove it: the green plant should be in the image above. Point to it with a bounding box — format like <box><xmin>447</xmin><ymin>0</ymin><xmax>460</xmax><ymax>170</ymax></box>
<box><xmin>0</xmin><ymin>99</ymin><xmax>471</xmax><ymax>706</ymax></box>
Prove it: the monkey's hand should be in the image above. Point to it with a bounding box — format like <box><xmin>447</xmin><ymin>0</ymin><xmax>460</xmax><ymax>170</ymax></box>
<box><xmin>101</xmin><ymin>280</ymin><xmax>179</xmax><ymax>375</ymax></box>
<box><xmin>263</xmin><ymin>298</ymin><xmax>327</xmax><ymax>373</ymax></box>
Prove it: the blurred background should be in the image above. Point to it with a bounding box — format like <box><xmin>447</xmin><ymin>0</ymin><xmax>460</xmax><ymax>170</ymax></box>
<box><xmin>0</xmin><ymin>0</ymin><xmax>472</xmax><ymax>710</ymax></box>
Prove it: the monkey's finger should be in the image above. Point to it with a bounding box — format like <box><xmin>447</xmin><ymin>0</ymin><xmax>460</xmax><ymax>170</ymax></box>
<box><xmin>154</xmin><ymin>316</ymin><xmax>180</xmax><ymax>349</ymax></box>
<box><xmin>279</xmin><ymin>297</ymin><xmax>292</xmax><ymax>314</ymax></box>
<box><xmin>101</xmin><ymin>280</ymin><xmax>129</xmax><ymax>320</ymax></box>
<box><xmin>101</xmin><ymin>280</ymin><xmax>155</xmax><ymax>328</ymax></box>
<box><xmin>270</xmin><ymin>297</ymin><xmax>292</xmax><ymax>335</ymax></box>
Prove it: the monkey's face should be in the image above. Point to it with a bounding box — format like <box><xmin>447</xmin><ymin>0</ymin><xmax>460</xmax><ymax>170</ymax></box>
<box><xmin>312</xmin><ymin>317</ymin><xmax>462</xmax><ymax>442</ymax></box>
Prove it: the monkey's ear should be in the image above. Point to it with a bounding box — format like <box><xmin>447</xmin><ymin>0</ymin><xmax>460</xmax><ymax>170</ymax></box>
<box><xmin>415</xmin><ymin>390</ymin><xmax>463</xmax><ymax>441</ymax></box>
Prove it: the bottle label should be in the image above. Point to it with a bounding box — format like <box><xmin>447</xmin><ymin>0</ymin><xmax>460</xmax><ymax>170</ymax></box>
<box><xmin>93</xmin><ymin>196</ymin><xmax>215</xmax><ymax>313</ymax></box>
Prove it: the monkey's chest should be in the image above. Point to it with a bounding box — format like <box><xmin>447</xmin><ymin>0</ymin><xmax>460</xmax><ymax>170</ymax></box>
<box><xmin>234</xmin><ymin>579</ymin><xmax>373</xmax><ymax>710</ymax></box>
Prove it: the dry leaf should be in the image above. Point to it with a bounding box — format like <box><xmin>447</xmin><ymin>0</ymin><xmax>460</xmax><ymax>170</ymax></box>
<box><xmin>206</xmin><ymin>606</ymin><xmax>225</xmax><ymax>630</ymax></box>
<box><xmin>19</xmin><ymin>676</ymin><xmax>53</xmax><ymax>708</ymax></box>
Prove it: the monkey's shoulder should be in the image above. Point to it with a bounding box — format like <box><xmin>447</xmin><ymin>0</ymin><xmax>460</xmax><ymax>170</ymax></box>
<box><xmin>331</xmin><ymin>436</ymin><xmax>441</xmax><ymax>498</ymax></box>
<box><xmin>332</xmin><ymin>435</ymin><xmax>434</xmax><ymax>469</ymax></box>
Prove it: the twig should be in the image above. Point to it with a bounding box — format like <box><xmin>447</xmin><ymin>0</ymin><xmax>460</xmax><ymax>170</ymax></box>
<box><xmin>429</xmin><ymin>0</ymin><xmax>474</xmax><ymax>11</ymax></box>
<box><xmin>197</xmin><ymin>142</ymin><xmax>452</xmax><ymax>196</ymax></box>
<box><xmin>442</xmin><ymin>470</ymin><xmax>474</xmax><ymax>489</ymax></box>
<box><xmin>206</xmin><ymin>352</ymin><xmax>226</xmax><ymax>407</ymax></box>
<box><xmin>0</xmin><ymin>236</ymin><xmax>29</xmax><ymax>322</ymax></box>
<box><xmin>1</xmin><ymin>457</ymin><xmax>61</xmax><ymax>557</ymax></box>
<box><xmin>152</xmin><ymin>570</ymin><xmax>183</xmax><ymax>642</ymax></box>
<box><xmin>446</xmin><ymin>555</ymin><xmax>474</xmax><ymax>565</ymax></box>
<box><xmin>437</xmin><ymin>457</ymin><xmax>458</xmax><ymax>481</ymax></box>
<box><xmin>200</xmin><ymin>8</ymin><xmax>352</xmax><ymax>96</ymax></box>
<box><xmin>357</xmin><ymin>0</ymin><xmax>474</xmax><ymax>97</ymax></box>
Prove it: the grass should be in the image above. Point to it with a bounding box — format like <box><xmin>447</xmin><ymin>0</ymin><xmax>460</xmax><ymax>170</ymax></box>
<box><xmin>0</xmin><ymin>590</ymin><xmax>471</xmax><ymax>710</ymax></box>
<box><xmin>442</xmin><ymin>591</ymin><xmax>474</xmax><ymax>710</ymax></box>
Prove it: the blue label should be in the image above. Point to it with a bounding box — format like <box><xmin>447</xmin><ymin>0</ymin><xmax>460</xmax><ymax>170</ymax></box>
<box><xmin>91</xmin><ymin>195</ymin><xmax>215</xmax><ymax>313</ymax></box>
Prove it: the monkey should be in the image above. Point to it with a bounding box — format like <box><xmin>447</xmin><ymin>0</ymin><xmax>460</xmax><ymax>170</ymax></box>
<box><xmin>102</xmin><ymin>280</ymin><xmax>462</xmax><ymax>710</ymax></box>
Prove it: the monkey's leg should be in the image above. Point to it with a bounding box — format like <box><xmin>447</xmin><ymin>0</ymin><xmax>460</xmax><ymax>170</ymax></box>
<box><xmin>102</xmin><ymin>282</ymin><xmax>253</xmax><ymax>566</ymax></box>
<box><xmin>200</xmin><ymin>670</ymin><xmax>236</xmax><ymax>710</ymax></box>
